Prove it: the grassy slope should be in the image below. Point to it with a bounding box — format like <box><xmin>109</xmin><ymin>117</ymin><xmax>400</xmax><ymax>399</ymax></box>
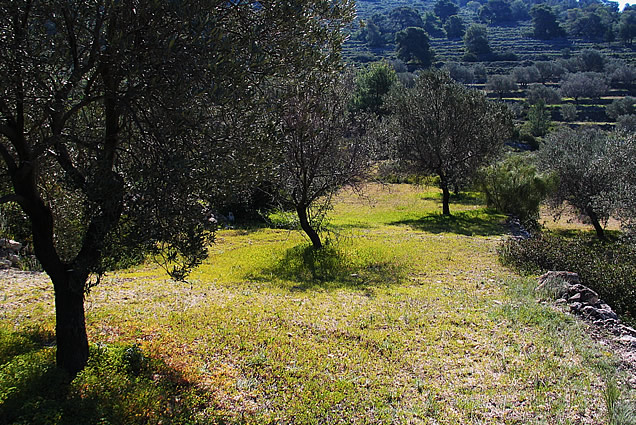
<box><xmin>0</xmin><ymin>183</ymin><xmax>626</xmax><ymax>424</ymax></box>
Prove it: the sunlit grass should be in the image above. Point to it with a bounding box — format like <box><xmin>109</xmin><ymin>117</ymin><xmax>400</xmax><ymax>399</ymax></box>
<box><xmin>0</xmin><ymin>183</ymin><xmax>630</xmax><ymax>424</ymax></box>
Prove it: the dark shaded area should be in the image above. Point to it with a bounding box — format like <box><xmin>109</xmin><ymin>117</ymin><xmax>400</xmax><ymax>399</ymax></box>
<box><xmin>0</xmin><ymin>328</ymin><xmax>215</xmax><ymax>425</ymax></box>
<box><xmin>252</xmin><ymin>243</ymin><xmax>405</xmax><ymax>291</ymax></box>
<box><xmin>419</xmin><ymin>191</ymin><xmax>486</xmax><ymax>206</ymax></box>
<box><xmin>391</xmin><ymin>209</ymin><xmax>507</xmax><ymax>236</ymax></box>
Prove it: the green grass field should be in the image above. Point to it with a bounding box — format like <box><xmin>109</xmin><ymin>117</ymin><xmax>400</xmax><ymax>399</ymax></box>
<box><xmin>1</xmin><ymin>183</ymin><xmax>632</xmax><ymax>424</ymax></box>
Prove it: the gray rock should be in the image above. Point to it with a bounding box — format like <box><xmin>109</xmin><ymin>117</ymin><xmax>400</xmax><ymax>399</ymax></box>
<box><xmin>581</xmin><ymin>305</ymin><xmax>618</xmax><ymax>320</ymax></box>
<box><xmin>570</xmin><ymin>302</ymin><xmax>583</xmax><ymax>313</ymax></box>
<box><xmin>536</xmin><ymin>271</ymin><xmax>579</xmax><ymax>299</ymax></box>
<box><xmin>619</xmin><ymin>325</ymin><xmax>636</xmax><ymax>337</ymax></box>
<box><xmin>619</xmin><ymin>335</ymin><xmax>636</xmax><ymax>347</ymax></box>
<box><xmin>0</xmin><ymin>259</ymin><xmax>11</xmax><ymax>269</ymax></box>
<box><xmin>7</xmin><ymin>254</ymin><xmax>19</xmax><ymax>265</ymax></box>
<box><xmin>0</xmin><ymin>238</ymin><xmax>21</xmax><ymax>251</ymax></box>
<box><xmin>568</xmin><ymin>284</ymin><xmax>599</xmax><ymax>305</ymax></box>
<box><xmin>597</xmin><ymin>308</ymin><xmax>618</xmax><ymax>321</ymax></box>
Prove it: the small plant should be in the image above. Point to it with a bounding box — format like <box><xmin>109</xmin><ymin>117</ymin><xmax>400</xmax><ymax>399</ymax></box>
<box><xmin>605</xmin><ymin>378</ymin><xmax>636</xmax><ymax>425</ymax></box>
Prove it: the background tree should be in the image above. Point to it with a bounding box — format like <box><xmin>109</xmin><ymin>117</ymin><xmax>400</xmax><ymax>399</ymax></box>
<box><xmin>538</xmin><ymin>128</ymin><xmax>616</xmax><ymax>240</ymax></box>
<box><xmin>388</xmin><ymin>72</ymin><xmax>513</xmax><ymax>215</ymax></box>
<box><xmin>444</xmin><ymin>62</ymin><xmax>475</xmax><ymax>83</ymax></box>
<box><xmin>579</xmin><ymin>49</ymin><xmax>606</xmax><ymax>72</ymax></box>
<box><xmin>606</xmin><ymin>96</ymin><xmax>635</xmax><ymax>120</ymax></box>
<box><xmin>444</xmin><ymin>15</ymin><xmax>466</xmax><ymax>39</ymax></box>
<box><xmin>510</xmin><ymin>0</ymin><xmax>530</xmax><ymax>21</ymax></box>
<box><xmin>603</xmin><ymin>132</ymin><xmax>636</xmax><ymax>239</ymax></box>
<box><xmin>364</xmin><ymin>20</ymin><xmax>385</xmax><ymax>47</ymax></box>
<box><xmin>535</xmin><ymin>61</ymin><xmax>567</xmax><ymax>83</ymax></box>
<box><xmin>464</xmin><ymin>24</ymin><xmax>492</xmax><ymax>56</ymax></box>
<box><xmin>618</xmin><ymin>9</ymin><xmax>636</xmax><ymax>46</ymax></box>
<box><xmin>561</xmin><ymin>104</ymin><xmax>578</xmax><ymax>122</ymax></box>
<box><xmin>0</xmin><ymin>0</ymin><xmax>354</xmax><ymax>377</ymax></box>
<box><xmin>351</xmin><ymin>62</ymin><xmax>399</xmax><ymax>117</ymax></box>
<box><xmin>274</xmin><ymin>74</ymin><xmax>371</xmax><ymax>249</ymax></box>
<box><xmin>423</xmin><ymin>12</ymin><xmax>446</xmax><ymax>37</ymax></box>
<box><xmin>479</xmin><ymin>0</ymin><xmax>514</xmax><ymax>25</ymax></box>
<box><xmin>526</xmin><ymin>83</ymin><xmax>562</xmax><ymax>105</ymax></box>
<box><xmin>486</xmin><ymin>75</ymin><xmax>518</xmax><ymax>98</ymax></box>
<box><xmin>560</xmin><ymin>72</ymin><xmax>610</xmax><ymax>102</ymax></box>
<box><xmin>566</xmin><ymin>6</ymin><xmax>614</xmax><ymax>40</ymax></box>
<box><xmin>526</xmin><ymin>100</ymin><xmax>551</xmax><ymax>137</ymax></box>
<box><xmin>531</xmin><ymin>4</ymin><xmax>566</xmax><ymax>40</ymax></box>
<box><xmin>387</xmin><ymin>6</ymin><xmax>424</xmax><ymax>32</ymax></box>
<box><xmin>434</xmin><ymin>0</ymin><xmax>459</xmax><ymax>23</ymax></box>
<box><xmin>395</xmin><ymin>27</ymin><xmax>435</xmax><ymax>68</ymax></box>
<box><xmin>512</xmin><ymin>65</ymin><xmax>541</xmax><ymax>88</ymax></box>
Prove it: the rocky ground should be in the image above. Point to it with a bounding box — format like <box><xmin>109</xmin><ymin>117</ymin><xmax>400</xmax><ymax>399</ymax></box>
<box><xmin>537</xmin><ymin>271</ymin><xmax>636</xmax><ymax>388</ymax></box>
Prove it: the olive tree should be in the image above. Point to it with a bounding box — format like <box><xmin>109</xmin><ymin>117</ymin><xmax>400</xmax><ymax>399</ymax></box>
<box><xmin>604</xmin><ymin>132</ymin><xmax>636</xmax><ymax>239</ymax></box>
<box><xmin>560</xmin><ymin>72</ymin><xmax>609</xmax><ymax>102</ymax></box>
<box><xmin>275</xmin><ymin>74</ymin><xmax>371</xmax><ymax>249</ymax></box>
<box><xmin>0</xmin><ymin>0</ymin><xmax>353</xmax><ymax>377</ymax></box>
<box><xmin>537</xmin><ymin>128</ymin><xmax>616</xmax><ymax>240</ymax></box>
<box><xmin>388</xmin><ymin>72</ymin><xmax>513</xmax><ymax>215</ymax></box>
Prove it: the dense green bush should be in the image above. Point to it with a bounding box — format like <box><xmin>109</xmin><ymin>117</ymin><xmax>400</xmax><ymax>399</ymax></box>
<box><xmin>478</xmin><ymin>154</ymin><xmax>552</xmax><ymax>224</ymax></box>
<box><xmin>499</xmin><ymin>233</ymin><xmax>636</xmax><ymax>323</ymax></box>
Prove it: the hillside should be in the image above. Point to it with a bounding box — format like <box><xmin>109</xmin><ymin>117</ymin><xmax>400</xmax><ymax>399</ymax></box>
<box><xmin>346</xmin><ymin>0</ymin><xmax>636</xmax><ymax>68</ymax></box>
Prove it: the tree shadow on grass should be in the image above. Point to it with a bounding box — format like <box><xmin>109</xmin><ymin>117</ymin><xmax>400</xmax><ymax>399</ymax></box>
<box><xmin>391</xmin><ymin>209</ymin><xmax>507</xmax><ymax>236</ymax></box>
<box><xmin>420</xmin><ymin>191</ymin><xmax>485</xmax><ymax>206</ymax></box>
<box><xmin>0</xmin><ymin>327</ymin><xmax>216</xmax><ymax>425</ymax></box>
<box><xmin>252</xmin><ymin>243</ymin><xmax>405</xmax><ymax>291</ymax></box>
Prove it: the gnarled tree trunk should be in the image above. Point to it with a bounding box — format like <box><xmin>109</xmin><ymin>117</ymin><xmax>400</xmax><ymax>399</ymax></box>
<box><xmin>297</xmin><ymin>205</ymin><xmax>322</xmax><ymax>249</ymax></box>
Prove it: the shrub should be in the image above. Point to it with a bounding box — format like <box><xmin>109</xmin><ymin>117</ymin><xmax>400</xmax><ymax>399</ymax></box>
<box><xmin>499</xmin><ymin>232</ymin><xmax>636</xmax><ymax>324</ymax></box>
<box><xmin>606</xmin><ymin>96</ymin><xmax>635</xmax><ymax>121</ymax></box>
<box><xmin>561</xmin><ymin>103</ymin><xmax>578</xmax><ymax>122</ymax></box>
<box><xmin>478</xmin><ymin>154</ymin><xmax>552</xmax><ymax>224</ymax></box>
<box><xmin>617</xmin><ymin>114</ymin><xmax>636</xmax><ymax>133</ymax></box>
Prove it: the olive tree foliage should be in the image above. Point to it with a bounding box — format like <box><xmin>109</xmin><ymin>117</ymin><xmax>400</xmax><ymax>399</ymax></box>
<box><xmin>526</xmin><ymin>83</ymin><xmax>561</xmax><ymax>105</ymax></box>
<box><xmin>606</xmin><ymin>96</ymin><xmax>636</xmax><ymax>120</ymax></box>
<box><xmin>602</xmin><ymin>132</ymin><xmax>636</xmax><ymax>240</ymax></box>
<box><xmin>560</xmin><ymin>72</ymin><xmax>610</xmax><ymax>102</ymax></box>
<box><xmin>0</xmin><ymin>0</ymin><xmax>354</xmax><ymax>377</ymax></box>
<box><xmin>388</xmin><ymin>72</ymin><xmax>513</xmax><ymax>215</ymax></box>
<box><xmin>537</xmin><ymin>128</ymin><xmax>616</xmax><ymax>240</ymax></box>
<box><xmin>274</xmin><ymin>74</ymin><xmax>371</xmax><ymax>249</ymax></box>
<box><xmin>486</xmin><ymin>75</ymin><xmax>518</xmax><ymax>98</ymax></box>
